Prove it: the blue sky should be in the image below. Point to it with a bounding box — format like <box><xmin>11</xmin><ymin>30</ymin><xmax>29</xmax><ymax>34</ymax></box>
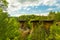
<box><xmin>7</xmin><ymin>0</ymin><xmax>60</xmax><ymax>16</ymax></box>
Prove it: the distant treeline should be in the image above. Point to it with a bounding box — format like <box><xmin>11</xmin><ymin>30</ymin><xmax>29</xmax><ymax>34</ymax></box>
<box><xmin>18</xmin><ymin>11</ymin><xmax>60</xmax><ymax>21</ymax></box>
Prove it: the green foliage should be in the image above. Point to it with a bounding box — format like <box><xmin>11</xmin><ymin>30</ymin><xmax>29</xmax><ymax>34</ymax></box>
<box><xmin>55</xmin><ymin>12</ymin><xmax>60</xmax><ymax>21</ymax></box>
<box><xmin>0</xmin><ymin>1</ymin><xmax>60</xmax><ymax>39</ymax></box>
<box><xmin>7</xmin><ymin>18</ymin><xmax>20</xmax><ymax>40</ymax></box>
<box><xmin>0</xmin><ymin>0</ymin><xmax>20</xmax><ymax>40</ymax></box>
<box><xmin>0</xmin><ymin>0</ymin><xmax>8</xmax><ymax>6</ymax></box>
<box><xmin>48</xmin><ymin>11</ymin><xmax>56</xmax><ymax>20</ymax></box>
<box><xmin>0</xmin><ymin>0</ymin><xmax>8</xmax><ymax>39</ymax></box>
<box><xmin>18</xmin><ymin>11</ymin><xmax>60</xmax><ymax>40</ymax></box>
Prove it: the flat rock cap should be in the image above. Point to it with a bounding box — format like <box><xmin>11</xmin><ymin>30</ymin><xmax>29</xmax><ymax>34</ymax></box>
<box><xmin>31</xmin><ymin>20</ymin><xmax>39</xmax><ymax>22</ymax></box>
<box><xmin>19</xmin><ymin>20</ymin><xmax>27</xmax><ymax>22</ymax></box>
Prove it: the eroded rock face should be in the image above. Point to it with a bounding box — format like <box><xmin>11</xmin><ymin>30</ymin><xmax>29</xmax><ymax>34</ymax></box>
<box><xmin>21</xmin><ymin>29</ymin><xmax>30</xmax><ymax>36</ymax></box>
<box><xmin>19</xmin><ymin>20</ymin><xmax>31</xmax><ymax>40</ymax></box>
<box><xmin>20</xmin><ymin>27</ymin><xmax>31</xmax><ymax>40</ymax></box>
<box><xmin>19</xmin><ymin>20</ymin><xmax>54</xmax><ymax>40</ymax></box>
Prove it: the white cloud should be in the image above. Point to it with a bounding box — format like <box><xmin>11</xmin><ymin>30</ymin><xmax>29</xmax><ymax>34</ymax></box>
<box><xmin>7</xmin><ymin>0</ymin><xmax>58</xmax><ymax>11</ymax></box>
<box><xmin>23</xmin><ymin>7</ymin><xmax>31</xmax><ymax>11</ymax></box>
<box><xmin>27</xmin><ymin>8</ymin><xmax>31</xmax><ymax>11</ymax></box>
<box><xmin>7</xmin><ymin>0</ymin><xmax>22</xmax><ymax>11</ymax></box>
<box><xmin>7</xmin><ymin>0</ymin><xmax>60</xmax><ymax>16</ymax></box>
<box><xmin>47</xmin><ymin>8</ymin><xmax>53</xmax><ymax>11</ymax></box>
<box><xmin>55</xmin><ymin>4</ymin><xmax>60</xmax><ymax>9</ymax></box>
<box><xmin>42</xmin><ymin>0</ymin><xmax>57</xmax><ymax>6</ymax></box>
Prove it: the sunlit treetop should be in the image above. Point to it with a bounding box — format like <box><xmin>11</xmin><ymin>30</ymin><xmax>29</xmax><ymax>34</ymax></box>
<box><xmin>0</xmin><ymin>0</ymin><xmax>8</xmax><ymax>11</ymax></box>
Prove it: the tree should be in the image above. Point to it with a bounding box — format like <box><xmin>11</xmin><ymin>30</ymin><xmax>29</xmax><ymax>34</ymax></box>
<box><xmin>7</xmin><ymin>17</ymin><xmax>20</xmax><ymax>40</ymax></box>
<box><xmin>48</xmin><ymin>11</ymin><xmax>56</xmax><ymax>20</ymax></box>
<box><xmin>55</xmin><ymin>12</ymin><xmax>60</xmax><ymax>21</ymax></box>
<box><xmin>0</xmin><ymin>0</ymin><xmax>8</xmax><ymax>11</ymax></box>
<box><xmin>0</xmin><ymin>8</ymin><xmax>8</xmax><ymax>40</ymax></box>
